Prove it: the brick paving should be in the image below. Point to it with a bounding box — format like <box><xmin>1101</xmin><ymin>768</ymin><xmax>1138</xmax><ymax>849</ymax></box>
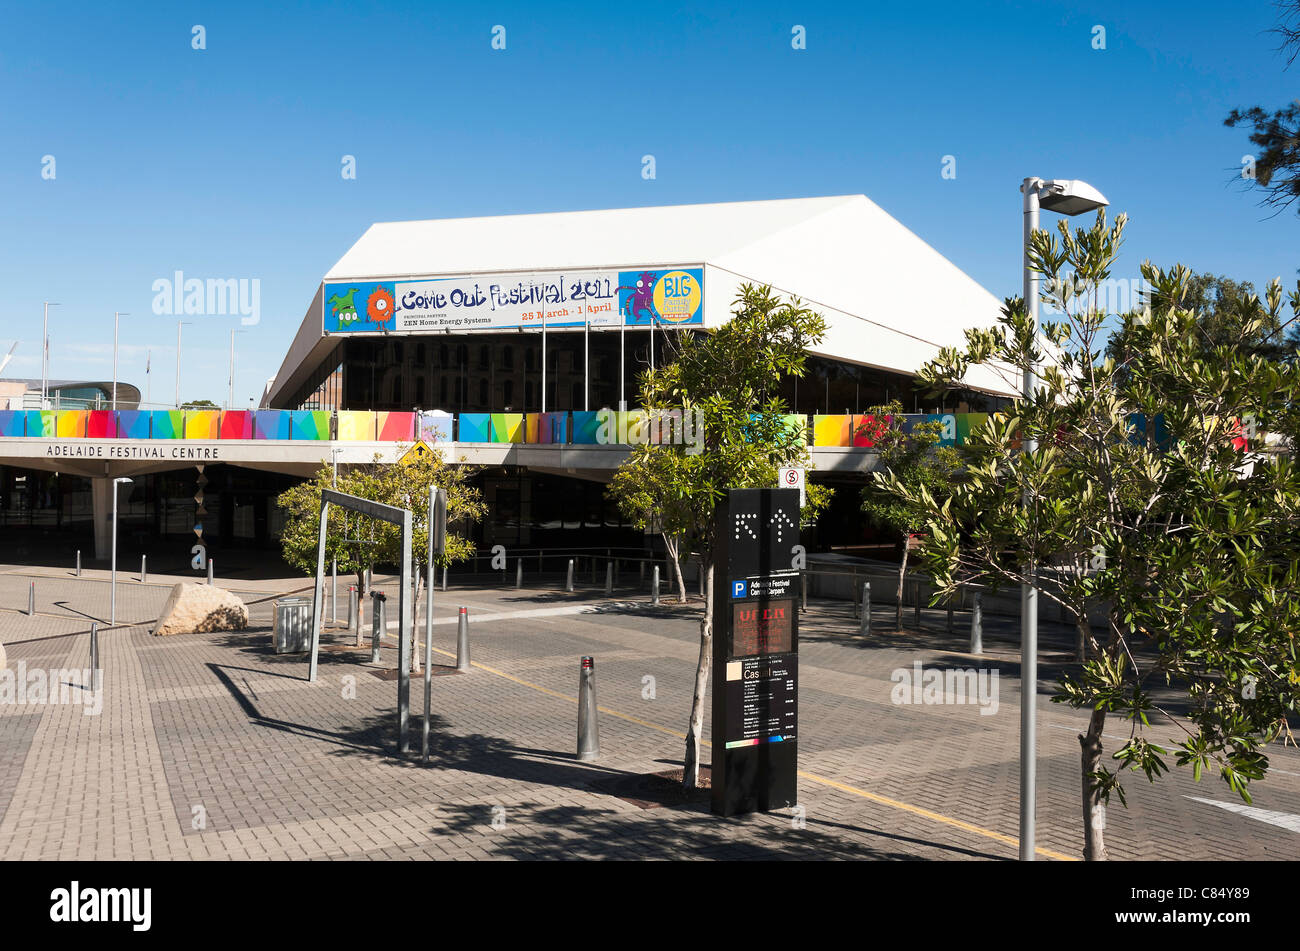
<box><xmin>0</xmin><ymin>564</ymin><xmax>1297</xmax><ymax>861</ymax></box>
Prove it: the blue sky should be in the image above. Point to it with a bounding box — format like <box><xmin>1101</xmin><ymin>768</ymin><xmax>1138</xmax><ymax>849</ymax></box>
<box><xmin>1</xmin><ymin>0</ymin><xmax>1295</xmax><ymax>406</ymax></box>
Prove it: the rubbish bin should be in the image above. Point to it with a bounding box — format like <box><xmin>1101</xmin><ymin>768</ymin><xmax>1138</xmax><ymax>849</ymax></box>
<box><xmin>274</xmin><ymin>597</ymin><xmax>312</xmax><ymax>654</ymax></box>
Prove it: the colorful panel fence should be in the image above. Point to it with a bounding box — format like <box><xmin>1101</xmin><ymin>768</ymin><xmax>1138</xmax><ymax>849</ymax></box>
<box><xmin>291</xmin><ymin>411</ymin><xmax>330</xmax><ymax>440</ymax></box>
<box><xmin>418</xmin><ymin>412</ymin><xmax>454</xmax><ymax>443</ymax></box>
<box><xmin>184</xmin><ymin>410</ymin><xmax>220</xmax><ymax>440</ymax></box>
<box><xmin>376</xmin><ymin>411</ymin><xmax>415</xmax><ymax>442</ymax></box>
<box><xmin>0</xmin><ymin>411</ymin><xmax>24</xmax><ymax>437</ymax></box>
<box><xmin>117</xmin><ymin>410</ymin><xmax>150</xmax><ymax>439</ymax></box>
<box><xmin>336</xmin><ymin>411</ymin><xmax>375</xmax><ymax>441</ymax></box>
<box><xmin>218</xmin><ymin>411</ymin><xmax>254</xmax><ymax>440</ymax></box>
<box><xmin>150</xmin><ymin>411</ymin><xmax>184</xmax><ymax>438</ymax></box>
<box><xmin>86</xmin><ymin>410</ymin><xmax>117</xmax><ymax>438</ymax></box>
<box><xmin>489</xmin><ymin>413</ymin><xmax>524</xmax><ymax>443</ymax></box>
<box><xmin>254</xmin><ymin>410</ymin><xmax>291</xmax><ymax>440</ymax></box>
<box><xmin>458</xmin><ymin>413</ymin><xmax>490</xmax><ymax>443</ymax></box>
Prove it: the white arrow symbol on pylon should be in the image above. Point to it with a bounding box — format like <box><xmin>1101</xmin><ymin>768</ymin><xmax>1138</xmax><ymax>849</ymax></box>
<box><xmin>1184</xmin><ymin>796</ymin><xmax>1300</xmax><ymax>834</ymax></box>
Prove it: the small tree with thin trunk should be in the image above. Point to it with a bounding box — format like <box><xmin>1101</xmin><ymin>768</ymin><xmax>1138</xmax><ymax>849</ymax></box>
<box><xmin>880</xmin><ymin>209</ymin><xmax>1300</xmax><ymax>860</ymax></box>
<box><xmin>607</xmin><ymin>284</ymin><xmax>831</xmax><ymax>789</ymax></box>
<box><xmin>276</xmin><ymin>451</ymin><xmax>484</xmax><ymax>653</ymax></box>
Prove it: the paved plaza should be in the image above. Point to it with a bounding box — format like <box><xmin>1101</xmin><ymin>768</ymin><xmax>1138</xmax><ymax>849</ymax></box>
<box><xmin>1</xmin><ymin>561</ymin><xmax>1297</xmax><ymax>861</ymax></box>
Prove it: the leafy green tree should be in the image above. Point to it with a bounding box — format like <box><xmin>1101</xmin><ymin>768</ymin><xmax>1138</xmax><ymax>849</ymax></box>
<box><xmin>1225</xmin><ymin>2</ymin><xmax>1300</xmax><ymax>215</ymax></box>
<box><xmin>880</xmin><ymin>209</ymin><xmax>1300</xmax><ymax>860</ymax></box>
<box><xmin>607</xmin><ymin>284</ymin><xmax>832</xmax><ymax>789</ymax></box>
<box><xmin>276</xmin><ymin>452</ymin><xmax>484</xmax><ymax>652</ymax></box>
<box><xmin>859</xmin><ymin>403</ymin><xmax>962</xmax><ymax>630</ymax></box>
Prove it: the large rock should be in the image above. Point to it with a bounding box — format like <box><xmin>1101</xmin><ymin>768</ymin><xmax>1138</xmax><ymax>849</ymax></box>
<box><xmin>154</xmin><ymin>583</ymin><xmax>248</xmax><ymax>636</ymax></box>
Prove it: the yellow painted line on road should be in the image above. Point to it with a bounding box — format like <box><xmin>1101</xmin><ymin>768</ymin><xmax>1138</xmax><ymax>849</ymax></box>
<box><xmin>419</xmin><ymin>640</ymin><xmax>1077</xmax><ymax>861</ymax></box>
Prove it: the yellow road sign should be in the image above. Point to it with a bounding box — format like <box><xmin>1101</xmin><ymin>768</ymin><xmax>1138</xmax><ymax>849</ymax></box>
<box><xmin>399</xmin><ymin>440</ymin><xmax>433</xmax><ymax>466</ymax></box>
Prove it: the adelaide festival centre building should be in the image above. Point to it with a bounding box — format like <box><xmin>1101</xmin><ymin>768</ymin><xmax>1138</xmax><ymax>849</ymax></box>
<box><xmin>0</xmin><ymin>195</ymin><xmax>1016</xmax><ymax>566</ymax></box>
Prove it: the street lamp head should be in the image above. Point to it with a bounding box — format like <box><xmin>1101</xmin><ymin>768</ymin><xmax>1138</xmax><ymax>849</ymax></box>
<box><xmin>1037</xmin><ymin>179</ymin><xmax>1108</xmax><ymax>216</ymax></box>
<box><xmin>114</xmin><ymin>477</ymin><xmax>133</xmax><ymax>485</ymax></box>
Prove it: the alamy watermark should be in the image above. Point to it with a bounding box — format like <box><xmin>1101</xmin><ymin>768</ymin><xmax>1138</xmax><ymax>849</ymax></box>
<box><xmin>1</xmin><ymin>662</ymin><xmax>101</xmax><ymax>716</ymax></box>
<box><xmin>595</xmin><ymin>407</ymin><xmax>703</xmax><ymax>453</ymax></box>
<box><xmin>890</xmin><ymin>661</ymin><xmax>999</xmax><ymax>715</ymax></box>
<box><xmin>152</xmin><ymin>270</ymin><xmax>260</xmax><ymax>325</ymax></box>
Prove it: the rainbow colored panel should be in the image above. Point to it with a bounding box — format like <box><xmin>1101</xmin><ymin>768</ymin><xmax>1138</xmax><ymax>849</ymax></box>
<box><xmin>290</xmin><ymin>410</ymin><xmax>330</xmax><ymax>440</ymax></box>
<box><xmin>56</xmin><ymin>411</ymin><xmax>87</xmax><ymax>438</ymax></box>
<box><xmin>336</xmin><ymin>411</ymin><xmax>375</xmax><ymax>441</ymax></box>
<box><xmin>525</xmin><ymin>413</ymin><xmax>542</xmax><ymax>444</ymax></box>
<box><xmin>783</xmin><ymin>414</ymin><xmax>808</xmax><ymax>443</ymax></box>
<box><xmin>218</xmin><ymin>410</ymin><xmax>253</xmax><ymax>439</ymax></box>
<box><xmin>0</xmin><ymin>410</ymin><xmax>25</xmax><ymax>437</ymax></box>
<box><xmin>813</xmin><ymin>415</ymin><xmax>851</xmax><ymax>447</ymax></box>
<box><xmin>571</xmin><ymin>411</ymin><xmax>599</xmax><ymax>444</ymax></box>
<box><xmin>116</xmin><ymin>411</ymin><xmax>150</xmax><ymax>439</ymax></box>
<box><xmin>253</xmin><ymin>410</ymin><xmax>290</xmax><ymax>440</ymax></box>
<box><xmin>490</xmin><ymin>413</ymin><xmax>524</xmax><ymax>443</ymax></box>
<box><xmin>184</xmin><ymin>410</ymin><xmax>220</xmax><ymax>439</ymax></box>
<box><xmin>852</xmin><ymin>413</ymin><xmax>895</xmax><ymax>448</ymax></box>
<box><xmin>377</xmin><ymin>411</ymin><xmax>415</xmax><ymax>442</ymax></box>
<box><xmin>150</xmin><ymin>410</ymin><xmax>184</xmax><ymax>438</ymax></box>
<box><xmin>954</xmin><ymin>413</ymin><xmax>987</xmax><ymax>446</ymax></box>
<box><xmin>86</xmin><ymin>410</ymin><xmax>117</xmax><ymax>438</ymax></box>
<box><xmin>924</xmin><ymin>414</ymin><xmax>957</xmax><ymax>447</ymax></box>
<box><xmin>542</xmin><ymin>411</ymin><xmax>568</xmax><ymax>444</ymax></box>
<box><xmin>458</xmin><ymin>413</ymin><xmax>490</xmax><ymax>442</ymax></box>
<box><xmin>418</xmin><ymin>412</ymin><xmax>453</xmax><ymax>443</ymax></box>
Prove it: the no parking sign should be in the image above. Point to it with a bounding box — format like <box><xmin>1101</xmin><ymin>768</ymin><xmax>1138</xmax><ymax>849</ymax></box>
<box><xmin>777</xmin><ymin>467</ymin><xmax>805</xmax><ymax>508</ymax></box>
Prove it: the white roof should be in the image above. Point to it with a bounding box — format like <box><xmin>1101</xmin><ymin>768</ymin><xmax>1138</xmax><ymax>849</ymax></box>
<box><xmin>269</xmin><ymin>195</ymin><xmax>1016</xmax><ymax>405</ymax></box>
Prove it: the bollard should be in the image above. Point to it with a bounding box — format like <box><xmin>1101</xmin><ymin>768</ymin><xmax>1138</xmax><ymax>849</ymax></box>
<box><xmin>800</xmin><ymin>573</ymin><xmax>808</xmax><ymax>612</ymax></box>
<box><xmin>141</xmin><ymin>555</ymin><xmax>147</xmax><ymax>583</ymax></box>
<box><xmin>970</xmin><ymin>592</ymin><xmax>983</xmax><ymax>655</ymax></box>
<box><xmin>566</xmin><ymin>559</ymin><xmax>575</xmax><ymax>593</ymax></box>
<box><xmin>28</xmin><ymin>581</ymin><xmax>35</xmax><ymax>616</ymax></box>
<box><xmin>576</xmin><ymin>656</ymin><xmax>599</xmax><ymax>761</ymax></box>
<box><xmin>331</xmin><ymin>561</ymin><xmax>337</xmax><ymax>624</ymax></box>
<box><xmin>604</xmin><ymin>562</ymin><xmax>613</xmax><ymax>596</ymax></box>
<box><xmin>370</xmin><ymin>591</ymin><xmax>386</xmax><ymax>664</ymax></box>
<box><xmin>456</xmin><ymin>606</ymin><xmax>471</xmax><ymax>671</ymax></box>
<box><xmin>699</xmin><ymin>563</ymin><xmax>706</xmax><ymax>597</ymax></box>
<box><xmin>860</xmin><ymin>582</ymin><xmax>871</xmax><ymax>636</ymax></box>
<box><xmin>76</xmin><ymin>550</ymin><xmax>82</xmax><ymax>577</ymax></box>
<box><xmin>652</xmin><ymin>565</ymin><xmax>660</xmax><ymax>606</ymax></box>
<box><xmin>90</xmin><ymin>622</ymin><xmax>100</xmax><ymax>694</ymax></box>
<box><xmin>207</xmin><ymin>558</ymin><xmax>214</xmax><ymax>585</ymax></box>
<box><xmin>348</xmin><ymin>585</ymin><xmax>358</xmax><ymax>635</ymax></box>
<box><xmin>442</xmin><ymin>565</ymin><xmax>448</xmax><ymax>591</ymax></box>
<box><xmin>516</xmin><ymin>559</ymin><xmax>523</xmax><ymax>590</ymax></box>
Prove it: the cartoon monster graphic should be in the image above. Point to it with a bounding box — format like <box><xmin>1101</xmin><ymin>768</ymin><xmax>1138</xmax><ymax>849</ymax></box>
<box><xmin>366</xmin><ymin>286</ymin><xmax>396</xmax><ymax>328</ymax></box>
<box><xmin>328</xmin><ymin>288</ymin><xmax>361</xmax><ymax>326</ymax></box>
<box><xmin>617</xmin><ymin>271</ymin><xmax>659</xmax><ymax>324</ymax></box>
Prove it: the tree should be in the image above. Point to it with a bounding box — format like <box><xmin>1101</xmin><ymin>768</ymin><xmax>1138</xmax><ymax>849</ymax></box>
<box><xmin>1107</xmin><ymin>271</ymin><xmax>1299</xmax><ymax>367</ymax></box>
<box><xmin>1225</xmin><ymin>2</ymin><xmax>1300</xmax><ymax>214</ymax></box>
<box><xmin>607</xmin><ymin>284</ymin><xmax>832</xmax><ymax>789</ymax></box>
<box><xmin>859</xmin><ymin>403</ymin><xmax>962</xmax><ymax>630</ymax></box>
<box><xmin>880</xmin><ymin>209</ymin><xmax>1300</xmax><ymax>860</ymax></box>
<box><xmin>276</xmin><ymin>452</ymin><xmax>484</xmax><ymax>655</ymax></box>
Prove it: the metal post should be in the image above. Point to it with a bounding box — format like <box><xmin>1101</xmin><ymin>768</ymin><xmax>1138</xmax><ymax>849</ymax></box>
<box><xmin>516</xmin><ymin>559</ymin><xmax>523</xmax><ymax>590</ymax></box>
<box><xmin>76</xmin><ymin>550</ymin><xmax>81</xmax><ymax>577</ymax></box>
<box><xmin>397</xmin><ymin>510</ymin><xmax>413</xmax><ymax>752</ymax></box>
<box><xmin>207</xmin><ymin>557</ymin><xmax>214</xmax><ymax>585</ymax></box>
<box><xmin>370</xmin><ymin>592</ymin><xmax>386</xmax><ymax>664</ymax></box>
<box><xmin>442</xmin><ymin>565</ymin><xmax>448</xmax><ymax>591</ymax></box>
<box><xmin>1020</xmin><ymin>176</ymin><xmax>1042</xmax><ymax>862</ymax></box>
<box><xmin>348</xmin><ymin>585</ymin><xmax>358</xmax><ymax>635</ymax></box>
<box><xmin>424</xmin><ymin>486</ymin><xmax>444</xmax><ymax>763</ymax></box>
<box><xmin>860</xmin><ymin>582</ymin><xmax>870</xmax><ymax>636</ymax></box>
<box><xmin>604</xmin><ymin>562</ymin><xmax>613</xmax><ymax>596</ymax></box>
<box><xmin>566</xmin><ymin>559</ymin><xmax>574</xmax><ymax>593</ymax></box>
<box><xmin>971</xmin><ymin>591</ymin><xmax>983</xmax><ymax>655</ymax></box>
<box><xmin>90</xmin><ymin>622</ymin><xmax>100</xmax><ymax>694</ymax></box>
<box><xmin>577</xmin><ymin>656</ymin><xmax>599</xmax><ymax>761</ymax></box>
<box><xmin>456</xmin><ymin>606</ymin><xmax>470</xmax><ymax>671</ymax></box>
<box><xmin>110</xmin><ymin>484</ymin><xmax>118</xmax><ymax>624</ymax></box>
<box><xmin>141</xmin><ymin>554</ymin><xmax>147</xmax><ymax>583</ymax></box>
<box><xmin>801</xmin><ymin>572</ymin><xmax>808</xmax><ymax>612</ymax></box>
<box><xmin>27</xmin><ymin>581</ymin><xmax>35</xmax><ymax>616</ymax></box>
<box><xmin>331</xmin><ymin>560</ymin><xmax>337</xmax><ymax>624</ymax></box>
<box><xmin>652</xmin><ymin>565</ymin><xmax>660</xmax><ymax>606</ymax></box>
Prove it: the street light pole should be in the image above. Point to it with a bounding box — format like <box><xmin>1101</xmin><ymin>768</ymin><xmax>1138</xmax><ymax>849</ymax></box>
<box><xmin>110</xmin><ymin>477</ymin><xmax>133</xmax><ymax>625</ymax></box>
<box><xmin>175</xmin><ymin>321</ymin><xmax>190</xmax><ymax>408</ymax></box>
<box><xmin>1017</xmin><ymin>176</ymin><xmax>1108</xmax><ymax>861</ymax></box>
<box><xmin>41</xmin><ymin>302</ymin><xmax>60</xmax><ymax>407</ymax></box>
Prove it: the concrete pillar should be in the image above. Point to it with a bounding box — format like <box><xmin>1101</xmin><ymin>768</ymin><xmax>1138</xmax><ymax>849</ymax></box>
<box><xmin>91</xmin><ymin>476</ymin><xmax>113</xmax><ymax>561</ymax></box>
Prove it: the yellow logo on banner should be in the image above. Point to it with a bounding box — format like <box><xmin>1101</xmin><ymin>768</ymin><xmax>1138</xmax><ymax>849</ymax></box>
<box><xmin>399</xmin><ymin>440</ymin><xmax>433</xmax><ymax>466</ymax></box>
<box><xmin>653</xmin><ymin>270</ymin><xmax>702</xmax><ymax>323</ymax></box>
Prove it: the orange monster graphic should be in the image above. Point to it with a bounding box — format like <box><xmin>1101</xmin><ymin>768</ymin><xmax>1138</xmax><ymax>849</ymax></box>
<box><xmin>367</xmin><ymin>286</ymin><xmax>396</xmax><ymax>328</ymax></box>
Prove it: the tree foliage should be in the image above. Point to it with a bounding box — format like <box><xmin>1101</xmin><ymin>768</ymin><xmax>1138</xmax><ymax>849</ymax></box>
<box><xmin>607</xmin><ymin>283</ymin><xmax>832</xmax><ymax>788</ymax></box>
<box><xmin>879</xmin><ymin>208</ymin><xmax>1300</xmax><ymax>859</ymax></box>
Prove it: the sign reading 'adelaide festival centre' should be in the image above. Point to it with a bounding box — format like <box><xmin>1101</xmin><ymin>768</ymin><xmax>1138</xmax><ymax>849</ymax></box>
<box><xmin>711</xmin><ymin>487</ymin><xmax>801</xmax><ymax>817</ymax></box>
<box><xmin>322</xmin><ymin>267</ymin><xmax>704</xmax><ymax>335</ymax></box>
